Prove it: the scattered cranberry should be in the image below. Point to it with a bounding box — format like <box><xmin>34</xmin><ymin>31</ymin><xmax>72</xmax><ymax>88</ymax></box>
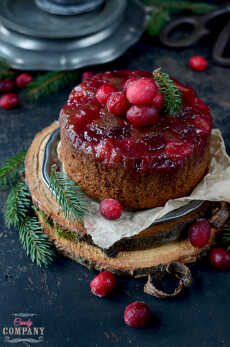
<box><xmin>96</xmin><ymin>84</ymin><xmax>117</xmax><ymax>105</ymax></box>
<box><xmin>126</xmin><ymin>77</ymin><xmax>158</xmax><ymax>104</ymax></box>
<box><xmin>0</xmin><ymin>79</ymin><xmax>14</xmax><ymax>93</ymax></box>
<box><xmin>188</xmin><ymin>218</ymin><xmax>211</xmax><ymax>248</ymax></box>
<box><xmin>107</xmin><ymin>92</ymin><xmax>129</xmax><ymax>116</ymax></box>
<box><xmin>16</xmin><ymin>73</ymin><xmax>33</xmax><ymax>89</ymax></box>
<box><xmin>124</xmin><ymin>302</ymin><xmax>151</xmax><ymax>328</ymax></box>
<box><xmin>165</xmin><ymin>141</ymin><xmax>193</xmax><ymax>160</ymax></box>
<box><xmin>127</xmin><ymin>104</ymin><xmax>159</xmax><ymax>127</ymax></box>
<box><xmin>100</xmin><ymin>199</ymin><xmax>123</xmax><ymax>220</ymax></box>
<box><xmin>82</xmin><ymin>71</ymin><xmax>95</xmax><ymax>82</ymax></box>
<box><xmin>90</xmin><ymin>271</ymin><xmax>116</xmax><ymax>297</ymax></box>
<box><xmin>210</xmin><ymin>248</ymin><xmax>230</xmax><ymax>271</ymax></box>
<box><xmin>189</xmin><ymin>56</ymin><xmax>208</xmax><ymax>72</ymax></box>
<box><xmin>152</xmin><ymin>92</ymin><xmax>163</xmax><ymax>110</ymax></box>
<box><xmin>0</xmin><ymin>93</ymin><xmax>19</xmax><ymax>110</ymax></box>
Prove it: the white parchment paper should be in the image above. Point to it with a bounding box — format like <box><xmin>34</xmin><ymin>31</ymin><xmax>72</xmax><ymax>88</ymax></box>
<box><xmin>83</xmin><ymin>129</ymin><xmax>230</xmax><ymax>249</ymax></box>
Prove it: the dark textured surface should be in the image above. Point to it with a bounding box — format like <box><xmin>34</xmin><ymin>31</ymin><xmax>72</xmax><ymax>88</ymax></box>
<box><xmin>0</xmin><ymin>31</ymin><xmax>230</xmax><ymax>346</ymax></box>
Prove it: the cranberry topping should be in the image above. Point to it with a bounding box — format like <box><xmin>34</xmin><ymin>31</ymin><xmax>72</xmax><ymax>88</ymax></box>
<box><xmin>124</xmin><ymin>302</ymin><xmax>151</xmax><ymax>328</ymax></box>
<box><xmin>90</xmin><ymin>271</ymin><xmax>116</xmax><ymax>297</ymax></box>
<box><xmin>126</xmin><ymin>77</ymin><xmax>158</xmax><ymax>104</ymax></box>
<box><xmin>96</xmin><ymin>84</ymin><xmax>117</xmax><ymax>105</ymax></box>
<box><xmin>127</xmin><ymin>105</ymin><xmax>159</xmax><ymax>127</ymax></box>
<box><xmin>107</xmin><ymin>91</ymin><xmax>129</xmax><ymax>116</ymax></box>
<box><xmin>188</xmin><ymin>219</ymin><xmax>211</xmax><ymax>248</ymax></box>
<box><xmin>61</xmin><ymin>70</ymin><xmax>212</xmax><ymax>173</ymax></box>
<box><xmin>82</xmin><ymin>71</ymin><xmax>95</xmax><ymax>81</ymax></box>
<box><xmin>152</xmin><ymin>92</ymin><xmax>163</xmax><ymax>110</ymax></box>
<box><xmin>210</xmin><ymin>248</ymin><xmax>230</xmax><ymax>271</ymax></box>
<box><xmin>100</xmin><ymin>199</ymin><xmax>123</xmax><ymax>220</ymax></box>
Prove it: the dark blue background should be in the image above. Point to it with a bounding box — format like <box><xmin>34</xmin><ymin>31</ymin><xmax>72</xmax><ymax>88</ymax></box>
<box><xmin>0</xmin><ymin>27</ymin><xmax>230</xmax><ymax>347</ymax></box>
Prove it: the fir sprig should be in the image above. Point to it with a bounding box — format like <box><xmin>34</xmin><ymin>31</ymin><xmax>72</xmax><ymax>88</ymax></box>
<box><xmin>0</xmin><ymin>59</ymin><xmax>15</xmax><ymax>80</ymax></box>
<box><xmin>0</xmin><ymin>150</ymin><xmax>27</xmax><ymax>189</ymax></box>
<box><xmin>18</xmin><ymin>215</ymin><xmax>55</xmax><ymax>267</ymax></box>
<box><xmin>24</xmin><ymin>71</ymin><xmax>79</xmax><ymax>100</ymax></box>
<box><xmin>49</xmin><ymin>171</ymin><xmax>88</xmax><ymax>221</ymax></box>
<box><xmin>144</xmin><ymin>0</ymin><xmax>217</xmax><ymax>36</ymax></box>
<box><xmin>4</xmin><ymin>180</ymin><xmax>31</xmax><ymax>228</ymax></box>
<box><xmin>153</xmin><ymin>68</ymin><xmax>182</xmax><ymax>115</ymax></box>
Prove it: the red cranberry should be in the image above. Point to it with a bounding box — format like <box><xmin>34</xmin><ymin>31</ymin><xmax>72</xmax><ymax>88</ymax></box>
<box><xmin>165</xmin><ymin>141</ymin><xmax>193</xmax><ymax>160</ymax></box>
<box><xmin>124</xmin><ymin>302</ymin><xmax>151</xmax><ymax>328</ymax></box>
<box><xmin>188</xmin><ymin>219</ymin><xmax>211</xmax><ymax>248</ymax></box>
<box><xmin>96</xmin><ymin>84</ymin><xmax>117</xmax><ymax>105</ymax></box>
<box><xmin>16</xmin><ymin>73</ymin><xmax>33</xmax><ymax>89</ymax></box>
<box><xmin>194</xmin><ymin>116</ymin><xmax>211</xmax><ymax>134</ymax></box>
<box><xmin>210</xmin><ymin>248</ymin><xmax>230</xmax><ymax>271</ymax></box>
<box><xmin>123</xmin><ymin>77</ymin><xmax>138</xmax><ymax>91</ymax></box>
<box><xmin>82</xmin><ymin>71</ymin><xmax>95</xmax><ymax>82</ymax></box>
<box><xmin>126</xmin><ymin>77</ymin><xmax>158</xmax><ymax>104</ymax></box>
<box><xmin>90</xmin><ymin>271</ymin><xmax>116</xmax><ymax>297</ymax></box>
<box><xmin>0</xmin><ymin>79</ymin><xmax>14</xmax><ymax>93</ymax></box>
<box><xmin>152</xmin><ymin>92</ymin><xmax>163</xmax><ymax>110</ymax></box>
<box><xmin>0</xmin><ymin>93</ymin><xmax>19</xmax><ymax>110</ymax></box>
<box><xmin>107</xmin><ymin>92</ymin><xmax>129</xmax><ymax>116</ymax></box>
<box><xmin>100</xmin><ymin>199</ymin><xmax>123</xmax><ymax>220</ymax></box>
<box><xmin>189</xmin><ymin>56</ymin><xmax>208</xmax><ymax>71</ymax></box>
<box><xmin>127</xmin><ymin>104</ymin><xmax>159</xmax><ymax>127</ymax></box>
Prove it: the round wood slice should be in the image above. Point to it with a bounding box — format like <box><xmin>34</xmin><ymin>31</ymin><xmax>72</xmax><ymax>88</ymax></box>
<box><xmin>25</xmin><ymin>122</ymin><xmax>229</xmax><ymax>276</ymax></box>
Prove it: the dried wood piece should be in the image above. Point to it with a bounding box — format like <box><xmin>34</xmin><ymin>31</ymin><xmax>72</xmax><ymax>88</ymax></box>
<box><xmin>208</xmin><ymin>201</ymin><xmax>229</xmax><ymax>230</ymax></box>
<box><xmin>144</xmin><ymin>262</ymin><xmax>192</xmax><ymax>298</ymax></box>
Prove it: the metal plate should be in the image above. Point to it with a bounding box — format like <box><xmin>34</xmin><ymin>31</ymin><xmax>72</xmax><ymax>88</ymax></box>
<box><xmin>0</xmin><ymin>0</ymin><xmax>146</xmax><ymax>71</ymax></box>
<box><xmin>0</xmin><ymin>0</ymin><xmax>126</xmax><ymax>39</ymax></box>
<box><xmin>35</xmin><ymin>0</ymin><xmax>104</xmax><ymax>16</ymax></box>
<box><xmin>42</xmin><ymin>128</ymin><xmax>204</xmax><ymax>225</ymax></box>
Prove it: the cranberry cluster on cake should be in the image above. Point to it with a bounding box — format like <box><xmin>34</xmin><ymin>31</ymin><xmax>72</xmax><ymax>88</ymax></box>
<box><xmin>59</xmin><ymin>70</ymin><xmax>212</xmax><ymax>209</ymax></box>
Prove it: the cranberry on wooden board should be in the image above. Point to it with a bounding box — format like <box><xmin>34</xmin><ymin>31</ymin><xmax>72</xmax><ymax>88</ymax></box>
<box><xmin>124</xmin><ymin>302</ymin><xmax>151</xmax><ymax>328</ymax></box>
<box><xmin>96</xmin><ymin>84</ymin><xmax>117</xmax><ymax>105</ymax></box>
<box><xmin>106</xmin><ymin>92</ymin><xmax>129</xmax><ymax>116</ymax></box>
<box><xmin>189</xmin><ymin>56</ymin><xmax>208</xmax><ymax>71</ymax></box>
<box><xmin>126</xmin><ymin>77</ymin><xmax>158</xmax><ymax>104</ymax></box>
<box><xmin>126</xmin><ymin>104</ymin><xmax>159</xmax><ymax>127</ymax></box>
<box><xmin>0</xmin><ymin>79</ymin><xmax>14</xmax><ymax>93</ymax></box>
<box><xmin>188</xmin><ymin>219</ymin><xmax>211</xmax><ymax>248</ymax></box>
<box><xmin>100</xmin><ymin>199</ymin><xmax>123</xmax><ymax>220</ymax></box>
<box><xmin>210</xmin><ymin>248</ymin><xmax>230</xmax><ymax>271</ymax></box>
<box><xmin>90</xmin><ymin>271</ymin><xmax>116</xmax><ymax>297</ymax></box>
<box><xmin>0</xmin><ymin>93</ymin><xmax>19</xmax><ymax>110</ymax></box>
<box><xmin>16</xmin><ymin>73</ymin><xmax>33</xmax><ymax>89</ymax></box>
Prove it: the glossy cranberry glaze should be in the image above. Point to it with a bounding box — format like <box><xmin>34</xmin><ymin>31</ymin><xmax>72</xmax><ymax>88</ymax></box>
<box><xmin>60</xmin><ymin>70</ymin><xmax>212</xmax><ymax>173</ymax></box>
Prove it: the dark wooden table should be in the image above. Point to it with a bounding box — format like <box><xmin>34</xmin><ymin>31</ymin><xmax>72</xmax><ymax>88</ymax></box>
<box><xmin>0</xmin><ymin>30</ymin><xmax>230</xmax><ymax>347</ymax></box>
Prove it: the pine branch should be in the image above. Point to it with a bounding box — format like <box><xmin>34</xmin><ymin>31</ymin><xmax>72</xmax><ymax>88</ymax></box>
<box><xmin>4</xmin><ymin>180</ymin><xmax>31</xmax><ymax>228</ymax></box>
<box><xmin>153</xmin><ymin>68</ymin><xmax>182</xmax><ymax>116</ymax></box>
<box><xmin>145</xmin><ymin>0</ymin><xmax>217</xmax><ymax>36</ymax></box>
<box><xmin>0</xmin><ymin>150</ymin><xmax>27</xmax><ymax>189</ymax></box>
<box><xmin>49</xmin><ymin>171</ymin><xmax>88</xmax><ymax>221</ymax></box>
<box><xmin>24</xmin><ymin>71</ymin><xmax>79</xmax><ymax>100</ymax></box>
<box><xmin>0</xmin><ymin>59</ymin><xmax>15</xmax><ymax>80</ymax></box>
<box><xmin>18</xmin><ymin>215</ymin><xmax>55</xmax><ymax>267</ymax></box>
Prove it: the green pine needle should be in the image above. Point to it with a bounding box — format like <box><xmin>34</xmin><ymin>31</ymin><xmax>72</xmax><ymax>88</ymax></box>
<box><xmin>24</xmin><ymin>71</ymin><xmax>79</xmax><ymax>101</ymax></box>
<box><xmin>0</xmin><ymin>150</ymin><xmax>27</xmax><ymax>189</ymax></box>
<box><xmin>4</xmin><ymin>180</ymin><xmax>31</xmax><ymax>228</ymax></box>
<box><xmin>49</xmin><ymin>171</ymin><xmax>88</xmax><ymax>221</ymax></box>
<box><xmin>18</xmin><ymin>215</ymin><xmax>55</xmax><ymax>267</ymax></box>
<box><xmin>153</xmin><ymin>69</ymin><xmax>182</xmax><ymax>116</ymax></box>
<box><xmin>145</xmin><ymin>0</ymin><xmax>217</xmax><ymax>36</ymax></box>
<box><xmin>0</xmin><ymin>59</ymin><xmax>15</xmax><ymax>80</ymax></box>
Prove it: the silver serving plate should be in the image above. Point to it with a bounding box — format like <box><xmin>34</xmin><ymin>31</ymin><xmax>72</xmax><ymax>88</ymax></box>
<box><xmin>0</xmin><ymin>0</ymin><xmax>147</xmax><ymax>71</ymax></box>
<box><xmin>42</xmin><ymin>128</ymin><xmax>204</xmax><ymax>225</ymax></box>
